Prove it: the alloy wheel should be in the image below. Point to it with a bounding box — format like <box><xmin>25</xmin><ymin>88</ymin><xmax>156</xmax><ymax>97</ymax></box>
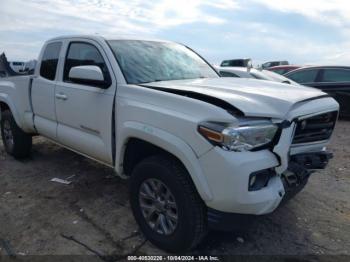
<box><xmin>139</xmin><ymin>178</ymin><xmax>178</xmax><ymax>235</ymax></box>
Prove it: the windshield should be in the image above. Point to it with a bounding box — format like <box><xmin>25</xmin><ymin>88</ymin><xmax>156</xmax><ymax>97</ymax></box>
<box><xmin>108</xmin><ymin>40</ymin><xmax>219</xmax><ymax>84</ymax></box>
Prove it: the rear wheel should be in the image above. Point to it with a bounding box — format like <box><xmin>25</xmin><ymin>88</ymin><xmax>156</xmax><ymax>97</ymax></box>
<box><xmin>0</xmin><ymin>110</ymin><xmax>32</xmax><ymax>158</ymax></box>
<box><xmin>129</xmin><ymin>155</ymin><xmax>207</xmax><ymax>252</ymax></box>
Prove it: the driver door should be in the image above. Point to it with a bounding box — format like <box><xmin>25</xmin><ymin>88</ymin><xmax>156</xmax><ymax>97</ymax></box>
<box><xmin>55</xmin><ymin>40</ymin><xmax>116</xmax><ymax>165</ymax></box>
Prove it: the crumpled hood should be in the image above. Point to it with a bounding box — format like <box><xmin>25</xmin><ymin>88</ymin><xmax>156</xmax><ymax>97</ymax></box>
<box><xmin>141</xmin><ymin>77</ymin><xmax>327</xmax><ymax>118</ymax></box>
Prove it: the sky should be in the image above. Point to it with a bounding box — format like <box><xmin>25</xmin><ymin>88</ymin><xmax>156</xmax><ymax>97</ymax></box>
<box><xmin>0</xmin><ymin>0</ymin><xmax>350</xmax><ymax>66</ymax></box>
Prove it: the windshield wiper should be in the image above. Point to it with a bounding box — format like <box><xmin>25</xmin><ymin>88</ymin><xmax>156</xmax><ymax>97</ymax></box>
<box><xmin>138</xmin><ymin>79</ymin><xmax>163</xmax><ymax>84</ymax></box>
<box><xmin>138</xmin><ymin>76</ymin><xmax>208</xmax><ymax>85</ymax></box>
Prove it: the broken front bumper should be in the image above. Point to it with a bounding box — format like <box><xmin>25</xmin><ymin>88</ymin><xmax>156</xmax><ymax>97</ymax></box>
<box><xmin>290</xmin><ymin>151</ymin><xmax>333</xmax><ymax>169</ymax></box>
<box><xmin>207</xmin><ymin>151</ymin><xmax>333</xmax><ymax>231</ymax></box>
<box><xmin>281</xmin><ymin>151</ymin><xmax>333</xmax><ymax>202</ymax></box>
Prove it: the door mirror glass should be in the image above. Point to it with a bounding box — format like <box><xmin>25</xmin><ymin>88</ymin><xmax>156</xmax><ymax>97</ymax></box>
<box><xmin>69</xmin><ymin>65</ymin><xmax>107</xmax><ymax>88</ymax></box>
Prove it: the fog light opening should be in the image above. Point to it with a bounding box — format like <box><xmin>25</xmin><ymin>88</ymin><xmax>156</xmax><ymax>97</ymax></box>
<box><xmin>248</xmin><ymin>169</ymin><xmax>275</xmax><ymax>191</ymax></box>
<box><xmin>249</xmin><ymin>175</ymin><xmax>257</xmax><ymax>188</ymax></box>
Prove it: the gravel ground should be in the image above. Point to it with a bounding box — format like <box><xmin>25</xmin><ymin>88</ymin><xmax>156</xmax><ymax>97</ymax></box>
<box><xmin>0</xmin><ymin>121</ymin><xmax>349</xmax><ymax>259</ymax></box>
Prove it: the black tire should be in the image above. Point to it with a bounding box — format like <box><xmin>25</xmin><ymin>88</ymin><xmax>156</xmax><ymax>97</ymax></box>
<box><xmin>0</xmin><ymin>110</ymin><xmax>32</xmax><ymax>159</ymax></box>
<box><xmin>129</xmin><ymin>155</ymin><xmax>207</xmax><ymax>252</ymax></box>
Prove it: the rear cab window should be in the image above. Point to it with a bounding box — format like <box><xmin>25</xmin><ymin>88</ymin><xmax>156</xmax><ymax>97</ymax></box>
<box><xmin>40</xmin><ymin>42</ymin><xmax>62</xmax><ymax>80</ymax></box>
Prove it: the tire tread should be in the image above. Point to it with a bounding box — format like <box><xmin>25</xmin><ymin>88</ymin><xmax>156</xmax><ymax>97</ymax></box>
<box><xmin>1</xmin><ymin>110</ymin><xmax>32</xmax><ymax>158</ymax></box>
<box><xmin>130</xmin><ymin>154</ymin><xmax>207</xmax><ymax>252</ymax></box>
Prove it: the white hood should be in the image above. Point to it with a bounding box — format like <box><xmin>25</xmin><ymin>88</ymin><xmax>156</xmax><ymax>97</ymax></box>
<box><xmin>142</xmin><ymin>77</ymin><xmax>328</xmax><ymax>118</ymax></box>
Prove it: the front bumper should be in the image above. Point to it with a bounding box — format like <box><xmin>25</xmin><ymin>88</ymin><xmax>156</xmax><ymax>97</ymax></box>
<box><xmin>290</xmin><ymin>151</ymin><xmax>333</xmax><ymax>169</ymax></box>
<box><xmin>200</xmin><ymin>144</ymin><xmax>333</xmax><ymax>216</ymax></box>
<box><xmin>281</xmin><ymin>150</ymin><xmax>333</xmax><ymax>202</ymax></box>
<box><xmin>199</xmin><ymin>147</ymin><xmax>284</xmax><ymax>215</ymax></box>
<box><xmin>207</xmin><ymin>151</ymin><xmax>332</xmax><ymax>230</ymax></box>
<box><xmin>199</xmin><ymin>100</ymin><xmax>338</xmax><ymax>227</ymax></box>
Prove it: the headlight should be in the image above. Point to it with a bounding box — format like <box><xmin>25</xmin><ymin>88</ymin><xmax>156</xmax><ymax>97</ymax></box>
<box><xmin>198</xmin><ymin>119</ymin><xmax>278</xmax><ymax>152</ymax></box>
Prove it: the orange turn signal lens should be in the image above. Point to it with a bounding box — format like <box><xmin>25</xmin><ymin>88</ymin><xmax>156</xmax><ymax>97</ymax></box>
<box><xmin>198</xmin><ymin>126</ymin><xmax>224</xmax><ymax>143</ymax></box>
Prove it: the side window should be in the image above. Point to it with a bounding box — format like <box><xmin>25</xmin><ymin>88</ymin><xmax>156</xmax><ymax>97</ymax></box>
<box><xmin>40</xmin><ymin>42</ymin><xmax>62</xmax><ymax>80</ymax></box>
<box><xmin>287</xmin><ymin>69</ymin><xmax>318</xmax><ymax>83</ymax></box>
<box><xmin>272</xmin><ymin>69</ymin><xmax>286</xmax><ymax>75</ymax></box>
<box><xmin>221</xmin><ymin>61</ymin><xmax>229</xmax><ymax>67</ymax></box>
<box><xmin>321</xmin><ymin>69</ymin><xmax>350</xmax><ymax>82</ymax></box>
<box><xmin>220</xmin><ymin>71</ymin><xmax>239</xmax><ymax>77</ymax></box>
<box><xmin>63</xmin><ymin>42</ymin><xmax>111</xmax><ymax>85</ymax></box>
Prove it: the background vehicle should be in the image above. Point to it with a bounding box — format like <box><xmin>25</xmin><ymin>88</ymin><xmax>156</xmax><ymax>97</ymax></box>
<box><xmin>268</xmin><ymin>65</ymin><xmax>301</xmax><ymax>75</ymax></box>
<box><xmin>285</xmin><ymin>66</ymin><xmax>350</xmax><ymax>117</ymax></box>
<box><xmin>216</xmin><ymin>66</ymin><xmax>299</xmax><ymax>85</ymax></box>
<box><xmin>22</xmin><ymin>60</ymin><xmax>37</xmax><ymax>74</ymax></box>
<box><xmin>0</xmin><ymin>53</ymin><xmax>37</xmax><ymax>77</ymax></box>
<box><xmin>0</xmin><ymin>53</ymin><xmax>20</xmax><ymax>77</ymax></box>
<box><xmin>220</xmin><ymin>58</ymin><xmax>252</xmax><ymax>67</ymax></box>
<box><xmin>0</xmin><ymin>35</ymin><xmax>339</xmax><ymax>252</ymax></box>
<box><xmin>261</xmin><ymin>60</ymin><xmax>289</xmax><ymax>69</ymax></box>
<box><xmin>9</xmin><ymin>61</ymin><xmax>25</xmax><ymax>73</ymax></box>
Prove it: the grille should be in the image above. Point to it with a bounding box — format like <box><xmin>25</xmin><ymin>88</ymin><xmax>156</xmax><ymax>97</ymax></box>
<box><xmin>292</xmin><ymin>111</ymin><xmax>337</xmax><ymax>144</ymax></box>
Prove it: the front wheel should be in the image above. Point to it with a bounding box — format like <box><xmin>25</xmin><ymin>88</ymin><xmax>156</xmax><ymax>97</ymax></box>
<box><xmin>0</xmin><ymin>110</ymin><xmax>32</xmax><ymax>158</ymax></box>
<box><xmin>129</xmin><ymin>155</ymin><xmax>207</xmax><ymax>252</ymax></box>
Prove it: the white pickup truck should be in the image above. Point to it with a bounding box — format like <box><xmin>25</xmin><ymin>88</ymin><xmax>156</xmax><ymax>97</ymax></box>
<box><xmin>0</xmin><ymin>35</ymin><xmax>339</xmax><ymax>252</ymax></box>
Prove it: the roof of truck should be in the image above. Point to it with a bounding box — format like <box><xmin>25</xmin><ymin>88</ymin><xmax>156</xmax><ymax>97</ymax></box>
<box><xmin>48</xmin><ymin>34</ymin><xmax>170</xmax><ymax>43</ymax></box>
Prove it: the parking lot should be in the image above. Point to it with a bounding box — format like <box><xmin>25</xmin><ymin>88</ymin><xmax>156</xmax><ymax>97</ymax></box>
<box><xmin>0</xmin><ymin>121</ymin><xmax>349</xmax><ymax>259</ymax></box>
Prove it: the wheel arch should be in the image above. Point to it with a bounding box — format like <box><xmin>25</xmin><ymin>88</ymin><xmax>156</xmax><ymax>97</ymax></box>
<box><xmin>0</xmin><ymin>100</ymin><xmax>10</xmax><ymax>112</ymax></box>
<box><xmin>0</xmin><ymin>96</ymin><xmax>22</xmax><ymax>128</ymax></box>
<box><xmin>116</xmin><ymin>121</ymin><xmax>213</xmax><ymax>201</ymax></box>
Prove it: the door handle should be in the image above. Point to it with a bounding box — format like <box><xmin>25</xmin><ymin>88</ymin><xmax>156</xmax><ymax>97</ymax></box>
<box><xmin>55</xmin><ymin>93</ymin><xmax>68</xmax><ymax>100</ymax></box>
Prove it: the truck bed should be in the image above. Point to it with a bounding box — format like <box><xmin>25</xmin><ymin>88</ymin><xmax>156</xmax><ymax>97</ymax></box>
<box><xmin>0</xmin><ymin>75</ymin><xmax>36</xmax><ymax>133</ymax></box>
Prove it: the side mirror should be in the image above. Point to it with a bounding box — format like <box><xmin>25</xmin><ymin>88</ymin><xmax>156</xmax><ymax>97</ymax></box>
<box><xmin>69</xmin><ymin>65</ymin><xmax>109</xmax><ymax>88</ymax></box>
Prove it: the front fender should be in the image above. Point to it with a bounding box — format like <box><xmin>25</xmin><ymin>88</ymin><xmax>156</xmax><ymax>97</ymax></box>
<box><xmin>116</xmin><ymin>121</ymin><xmax>213</xmax><ymax>201</ymax></box>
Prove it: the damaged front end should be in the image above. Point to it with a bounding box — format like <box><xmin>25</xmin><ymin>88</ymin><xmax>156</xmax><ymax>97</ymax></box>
<box><xmin>281</xmin><ymin>151</ymin><xmax>333</xmax><ymax>202</ymax></box>
<box><xmin>281</xmin><ymin>111</ymin><xmax>338</xmax><ymax>199</ymax></box>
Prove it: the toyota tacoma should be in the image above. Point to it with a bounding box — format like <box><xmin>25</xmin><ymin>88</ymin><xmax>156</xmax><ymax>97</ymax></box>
<box><xmin>0</xmin><ymin>35</ymin><xmax>339</xmax><ymax>252</ymax></box>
